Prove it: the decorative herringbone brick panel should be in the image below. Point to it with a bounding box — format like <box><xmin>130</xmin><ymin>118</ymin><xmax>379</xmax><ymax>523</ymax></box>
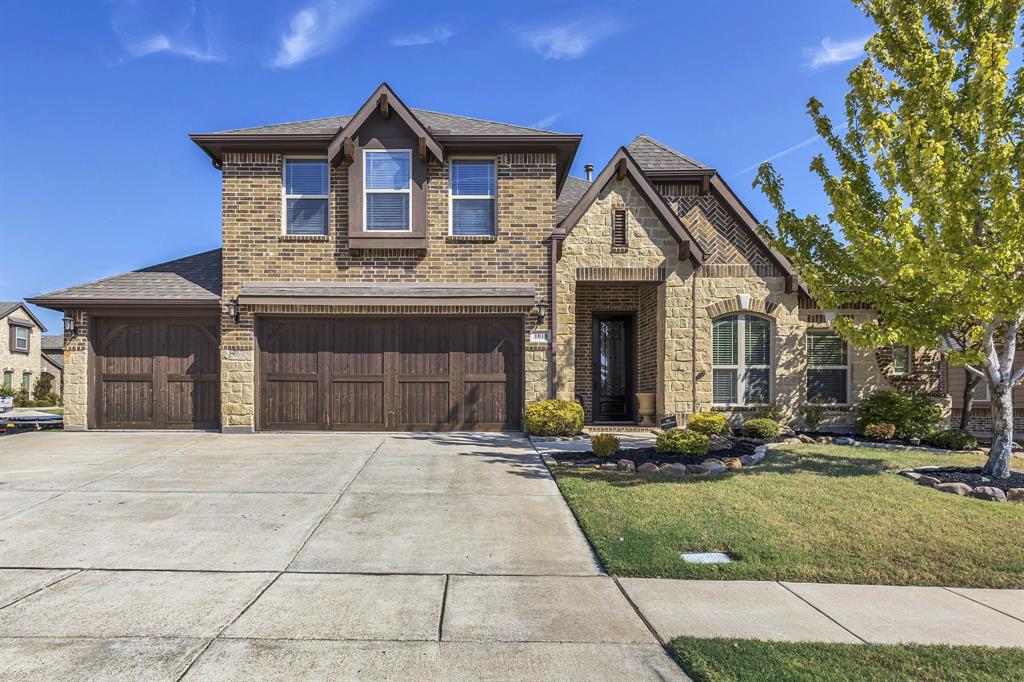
<box><xmin>663</xmin><ymin>193</ymin><xmax>777</xmax><ymax>272</ymax></box>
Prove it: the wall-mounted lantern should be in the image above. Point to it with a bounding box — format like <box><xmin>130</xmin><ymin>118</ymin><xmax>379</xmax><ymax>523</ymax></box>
<box><xmin>536</xmin><ymin>299</ymin><xmax>551</xmax><ymax>324</ymax></box>
<box><xmin>227</xmin><ymin>298</ymin><xmax>240</xmax><ymax>324</ymax></box>
<box><xmin>62</xmin><ymin>314</ymin><xmax>77</xmax><ymax>338</ymax></box>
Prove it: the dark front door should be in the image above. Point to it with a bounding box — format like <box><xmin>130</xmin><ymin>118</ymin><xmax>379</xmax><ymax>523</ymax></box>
<box><xmin>592</xmin><ymin>314</ymin><xmax>635</xmax><ymax>423</ymax></box>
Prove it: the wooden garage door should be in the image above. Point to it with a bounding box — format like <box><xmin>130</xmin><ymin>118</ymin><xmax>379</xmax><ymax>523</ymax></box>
<box><xmin>93</xmin><ymin>317</ymin><xmax>220</xmax><ymax>429</ymax></box>
<box><xmin>257</xmin><ymin>317</ymin><xmax>522</xmax><ymax>431</ymax></box>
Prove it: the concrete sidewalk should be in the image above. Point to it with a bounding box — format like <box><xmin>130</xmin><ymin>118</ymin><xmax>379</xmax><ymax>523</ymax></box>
<box><xmin>619</xmin><ymin>578</ymin><xmax>1024</xmax><ymax>647</ymax></box>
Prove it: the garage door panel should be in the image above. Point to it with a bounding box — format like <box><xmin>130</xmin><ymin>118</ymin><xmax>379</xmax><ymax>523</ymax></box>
<box><xmin>398</xmin><ymin>322</ymin><xmax>451</xmax><ymax>376</ymax></box>
<box><xmin>464</xmin><ymin>381</ymin><xmax>508</xmax><ymax>425</ymax></box>
<box><xmin>463</xmin><ymin>321</ymin><xmax>515</xmax><ymax>376</ymax></box>
<box><xmin>329</xmin><ymin>381</ymin><xmax>385</xmax><ymax>426</ymax></box>
<box><xmin>261</xmin><ymin>321</ymin><xmax>320</xmax><ymax>376</ymax></box>
<box><xmin>398</xmin><ymin>381</ymin><xmax>452</xmax><ymax>427</ymax></box>
<box><xmin>328</xmin><ymin>320</ymin><xmax>384</xmax><ymax>376</ymax></box>
<box><xmin>264</xmin><ymin>380</ymin><xmax>320</xmax><ymax>427</ymax></box>
<box><xmin>95</xmin><ymin>317</ymin><xmax>219</xmax><ymax>429</ymax></box>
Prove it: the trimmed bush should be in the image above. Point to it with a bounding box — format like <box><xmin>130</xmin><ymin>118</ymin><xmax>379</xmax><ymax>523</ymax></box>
<box><xmin>856</xmin><ymin>390</ymin><xmax>942</xmax><ymax>440</ymax></box>
<box><xmin>591</xmin><ymin>433</ymin><xmax>621</xmax><ymax>457</ymax></box>
<box><xmin>655</xmin><ymin>429</ymin><xmax>710</xmax><ymax>456</ymax></box>
<box><xmin>863</xmin><ymin>422</ymin><xmax>896</xmax><ymax>440</ymax></box>
<box><xmin>925</xmin><ymin>428</ymin><xmax>978</xmax><ymax>451</ymax></box>
<box><xmin>524</xmin><ymin>399</ymin><xmax>584</xmax><ymax>436</ymax></box>
<box><xmin>741</xmin><ymin>418</ymin><xmax>781</xmax><ymax>440</ymax></box>
<box><xmin>800</xmin><ymin>400</ymin><xmax>827</xmax><ymax>432</ymax></box>
<box><xmin>688</xmin><ymin>412</ymin><xmax>730</xmax><ymax>437</ymax></box>
<box><xmin>754</xmin><ymin>401</ymin><xmax>784</xmax><ymax>422</ymax></box>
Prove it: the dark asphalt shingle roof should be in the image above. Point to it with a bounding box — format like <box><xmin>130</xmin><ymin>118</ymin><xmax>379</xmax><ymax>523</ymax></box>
<box><xmin>0</xmin><ymin>302</ymin><xmax>23</xmax><ymax>320</ymax></box>
<box><xmin>31</xmin><ymin>249</ymin><xmax>222</xmax><ymax>304</ymax></box>
<box><xmin>210</xmin><ymin>108</ymin><xmax>566</xmax><ymax>137</ymax></box>
<box><xmin>41</xmin><ymin>335</ymin><xmax>64</xmax><ymax>351</ymax></box>
<box><xmin>556</xmin><ymin>176</ymin><xmax>591</xmax><ymax>223</ymax></box>
<box><xmin>626</xmin><ymin>134</ymin><xmax>709</xmax><ymax>172</ymax></box>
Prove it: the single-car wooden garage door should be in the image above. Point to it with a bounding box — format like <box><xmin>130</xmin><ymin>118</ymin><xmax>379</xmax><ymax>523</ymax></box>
<box><xmin>257</xmin><ymin>317</ymin><xmax>522</xmax><ymax>431</ymax></box>
<box><xmin>92</xmin><ymin>317</ymin><xmax>220</xmax><ymax>429</ymax></box>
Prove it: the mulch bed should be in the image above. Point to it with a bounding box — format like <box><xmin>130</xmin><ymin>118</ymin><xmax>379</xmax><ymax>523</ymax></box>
<box><xmin>916</xmin><ymin>467</ymin><xmax>1024</xmax><ymax>492</ymax></box>
<box><xmin>551</xmin><ymin>439</ymin><xmax>762</xmax><ymax>467</ymax></box>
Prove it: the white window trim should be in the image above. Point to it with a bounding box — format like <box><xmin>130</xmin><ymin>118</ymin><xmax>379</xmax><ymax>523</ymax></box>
<box><xmin>712</xmin><ymin>314</ymin><xmax>773</xmax><ymax>407</ymax></box>
<box><xmin>282</xmin><ymin>156</ymin><xmax>330</xmax><ymax>236</ymax></box>
<box><xmin>13</xmin><ymin>326</ymin><xmax>29</xmax><ymax>351</ymax></box>
<box><xmin>364</xmin><ymin>149</ymin><xmax>412</xmax><ymax>233</ymax></box>
<box><xmin>971</xmin><ymin>374</ymin><xmax>991</xmax><ymax>403</ymax></box>
<box><xmin>891</xmin><ymin>345</ymin><xmax>911</xmax><ymax>375</ymax></box>
<box><xmin>448</xmin><ymin>156</ymin><xmax>497</xmax><ymax>236</ymax></box>
<box><xmin>806</xmin><ymin>330</ymin><xmax>851</xmax><ymax>405</ymax></box>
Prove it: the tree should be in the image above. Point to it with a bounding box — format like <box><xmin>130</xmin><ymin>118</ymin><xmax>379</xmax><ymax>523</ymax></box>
<box><xmin>33</xmin><ymin>373</ymin><xmax>53</xmax><ymax>402</ymax></box>
<box><xmin>755</xmin><ymin>0</ymin><xmax>1024</xmax><ymax>477</ymax></box>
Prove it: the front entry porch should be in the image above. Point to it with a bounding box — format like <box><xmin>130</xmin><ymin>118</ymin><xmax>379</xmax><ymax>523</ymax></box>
<box><xmin>573</xmin><ymin>283</ymin><xmax>660</xmax><ymax>425</ymax></box>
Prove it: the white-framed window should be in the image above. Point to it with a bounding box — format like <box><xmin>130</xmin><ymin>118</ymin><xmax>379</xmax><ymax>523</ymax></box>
<box><xmin>283</xmin><ymin>158</ymin><xmax>329</xmax><ymax>235</ymax></box>
<box><xmin>891</xmin><ymin>345</ymin><xmax>911</xmax><ymax>375</ymax></box>
<box><xmin>364</xmin><ymin>149</ymin><xmax>411</xmax><ymax>232</ymax></box>
<box><xmin>450</xmin><ymin>158</ymin><xmax>496</xmax><ymax>236</ymax></box>
<box><xmin>712</xmin><ymin>314</ymin><xmax>772</xmax><ymax>405</ymax></box>
<box><xmin>807</xmin><ymin>331</ymin><xmax>849</xmax><ymax>403</ymax></box>
<box><xmin>21</xmin><ymin>372</ymin><xmax>30</xmax><ymax>391</ymax></box>
<box><xmin>971</xmin><ymin>372</ymin><xmax>991</xmax><ymax>402</ymax></box>
<box><xmin>13</xmin><ymin>325</ymin><xmax>29</xmax><ymax>352</ymax></box>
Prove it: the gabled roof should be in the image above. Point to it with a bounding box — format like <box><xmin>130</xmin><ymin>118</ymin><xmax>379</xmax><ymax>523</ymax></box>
<box><xmin>555</xmin><ymin>176</ymin><xmax>591</xmax><ymax>223</ymax></box>
<box><xmin>0</xmin><ymin>301</ymin><xmax>46</xmax><ymax>331</ymax></box>
<box><xmin>41</xmin><ymin>335</ymin><xmax>64</xmax><ymax>351</ymax></box>
<box><xmin>327</xmin><ymin>83</ymin><xmax>444</xmax><ymax>165</ymax></box>
<box><xmin>626</xmin><ymin>134</ymin><xmax>712</xmax><ymax>175</ymax></box>
<box><xmin>553</xmin><ymin>147</ymin><xmax>705</xmax><ymax>265</ymax></box>
<box><xmin>28</xmin><ymin>249</ymin><xmax>222</xmax><ymax>310</ymax></box>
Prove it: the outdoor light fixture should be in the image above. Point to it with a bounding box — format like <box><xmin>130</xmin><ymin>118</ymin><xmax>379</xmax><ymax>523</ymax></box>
<box><xmin>62</xmin><ymin>315</ymin><xmax>76</xmax><ymax>338</ymax></box>
<box><xmin>227</xmin><ymin>298</ymin><xmax>240</xmax><ymax>324</ymax></box>
<box><xmin>536</xmin><ymin>299</ymin><xmax>551</xmax><ymax>324</ymax></box>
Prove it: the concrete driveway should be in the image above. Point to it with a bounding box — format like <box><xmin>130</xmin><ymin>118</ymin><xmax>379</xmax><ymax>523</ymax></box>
<box><xmin>0</xmin><ymin>431</ymin><xmax>684</xmax><ymax>681</ymax></box>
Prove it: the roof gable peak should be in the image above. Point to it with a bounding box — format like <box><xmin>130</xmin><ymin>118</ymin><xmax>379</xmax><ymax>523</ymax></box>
<box><xmin>327</xmin><ymin>83</ymin><xmax>443</xmax><ymax>165</ymax></box>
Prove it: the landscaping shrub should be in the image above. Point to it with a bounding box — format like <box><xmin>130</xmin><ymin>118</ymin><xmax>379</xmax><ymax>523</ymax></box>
<box><xmin>591</xmin><ymin>433</ymin><xmax>621</xmax><ymax>457</ymax></box>
<box><xmin>924</xmin><ymin>428</ymin><xmax>978</xmax><ymax>451</ymax></box>
<box><xmin>863</xmin><ymin>422</ymin><xmax>896</xmax><ymax>440</ymax></box>
<box><xmin>655</xmin><ymin>429</ymin><xmax>710</xmax><ymax>456</ymax></box>
<box><xmin>741</xmin><ymin>418</ymin><xmax>781</xmax><ymax>440</ymax></box>
<box><xmin>12</xmin><ymin>389</ymin><xmax>30</xmax><ymax>408</ymax></box>
<box><xmin>687</xmin><ymin>412</ymin><xmax>729</xmax><ymax>437</ymax></box>
<box><xmin>800</xmin><ymin>400</ymin><xmax>827</xmax><ymax>432</ymax></box>
<box><xmin>523</xmin><ymin>399</ymin><xmax>584</xmax><ymax>436</ymax></box>
<box><xmin>32</xmin><ymin>373</ymin><xmax>54</xmax><ymax>401</ymax></box>
<box><xmin>754</xmin><ymin>401</ymin><xmax>784</xmax><ymax>422</ymax></box>
<box><xmin>856</xmin><ymin>390</ymin><xmax>943</xmax><ymax>440</ymax></box>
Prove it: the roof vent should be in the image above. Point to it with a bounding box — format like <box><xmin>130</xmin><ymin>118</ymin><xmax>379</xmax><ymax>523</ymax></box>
<box><xmin>585</xmin><ymin>164</ymin><xmax>594</xmax><ymax>182</ymax></box>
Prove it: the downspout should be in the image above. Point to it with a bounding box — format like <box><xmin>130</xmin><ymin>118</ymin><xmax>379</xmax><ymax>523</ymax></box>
<box><xmin>549</xmin><ymin>235</ymin><xmax>561</xmax><ymax>399</ymax></box>
<box><xmin>691</xmin><ymin>260</ymin><xmax>698</xmax><ymax>416</ymax></box>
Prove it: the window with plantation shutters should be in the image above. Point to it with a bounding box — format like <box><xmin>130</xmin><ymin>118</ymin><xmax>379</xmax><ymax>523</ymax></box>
<box><xmin>365</xmin><ymin>150</ymin><xmax>412</xmax><ymax>231</ymax></box>
<box><xmin>807</xmin><ymin>331</ymin><xmax>849</xmax><ymax>403</ymax></box>
<box><xmin>612</xmin><ymin>208</ymin><xmax>627</xmax><ymax>248</ymax></box>
<box><xmin>451</xmin><ymin>159</ymin><xmax>496</xmax><ymax>236</ymax></box>
<box><xmin>891</xmin><ymin>345</ymin><xmax>910</xmax><ymax>375</ymax></box>
<box><xmin>712</xmin><ymin>314</ymin><xmax>772</xmax><ymax>405</ymax></box>
<box><xmin>284</xmin><ymin>159</ymin><xmax>329</xmax><ymax>235</ymax></box>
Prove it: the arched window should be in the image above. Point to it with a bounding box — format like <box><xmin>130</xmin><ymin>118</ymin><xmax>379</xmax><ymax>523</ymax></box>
<box><xmin>712</xmin><ymin>314</ymin><xmax>772</xmax><ymax>405</ymax></box>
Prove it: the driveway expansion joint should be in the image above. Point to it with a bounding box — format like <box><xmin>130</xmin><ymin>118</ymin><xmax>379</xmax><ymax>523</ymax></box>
<box><xmin>776</xmin><ymin>581</ymin><xmax>868</xmax><ymax>643</ymax></box>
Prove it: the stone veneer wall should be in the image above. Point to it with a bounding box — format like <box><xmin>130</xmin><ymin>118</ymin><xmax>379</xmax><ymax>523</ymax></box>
<box><xmin>0</xmin><ymin>309</ymin><xmax>44</xmax><ymax>397</ymax></box>
<box><xmin>220</xmin><ymin>149</ymin><xmax>555</xmax><ymax>430</ymax></box>
<box><xmin>61</xmin><ymin>309</ymin><xmax>88</xmax><ymax>430</ymax></box>
<box><xmin>573</xmin><ymin>283</ymin><xmax>658</xmax><ymax>422</ymax></box>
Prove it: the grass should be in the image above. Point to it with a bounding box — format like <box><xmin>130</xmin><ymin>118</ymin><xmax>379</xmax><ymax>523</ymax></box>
<box><xmin>35</xmin><ymin>407</ymin><xmax>63</xmax><ymax>415</ymax></box>
<box><xmin>551</xmin><ymin>444</ymin><xmax>1024</xmax><ymax>587</ymax></box>
<box><xmin>668</xmin><ymin>637</ymin><xmax>1024</xmax><ymax>682</ymax></box>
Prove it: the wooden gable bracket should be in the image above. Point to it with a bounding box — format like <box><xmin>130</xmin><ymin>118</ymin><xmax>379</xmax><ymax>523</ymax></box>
<box><xmin>418</xmin><ymin>137</ymin><xmax>427</xmax><ymax>162</ymax></box>
<box><xmin>379</xmin><ymin>93</ymin><xmax>389</xmax><ymax>119</ymax></box>
<box><xmin>615</xmin><ymin>158</ymin><xmax>627</xmax><ymax>181</ymax></box>
<box><xmin>679</xmin><ymin>240</ymin><xmax>691</xmax><ymax>263</ymax></box>
<box><xmin>342</xmin><ymin>138</ymin><xmax>355</xmax><ymax>162</ymax></box>
<box><xmin>700</xmin><ymin>175</ymin><xmax>710</xmax><ymax>196</ymax></box>
<box><xmin>785</xmin><ymin>274</ymin><xmax>797</xmax><ymax>294</ymax></box>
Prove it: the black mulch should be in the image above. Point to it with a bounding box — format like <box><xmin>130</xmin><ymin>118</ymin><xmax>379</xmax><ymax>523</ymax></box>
<box><xmin>551</xmin><ymin>439</ymin><xmax>762</xmax><ymax>468</ymax></box>
<box><xmin>916</xmin><ymin>467</ymin><xmax>1023</xmax><ymax>492</ymax></box>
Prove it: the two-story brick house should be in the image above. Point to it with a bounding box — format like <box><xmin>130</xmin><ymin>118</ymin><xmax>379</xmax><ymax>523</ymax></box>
<box><xmin>30</xmin><ymin>83</ymin><xmax>940</xmax><ymax>432</ymax></box>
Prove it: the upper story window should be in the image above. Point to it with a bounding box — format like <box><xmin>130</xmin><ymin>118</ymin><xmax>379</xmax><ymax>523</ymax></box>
<box><xmin>450</xmin><ymin>159</ymin><xmax>496</xmax><ymax>236</ymax></box>
<box><xmin>11</xmin><ymin>325</ymin><xmax>29</xmax><ymax>353</ymax></box>
<box><xmin>284</xmin><ymin>158</ymin><xmax>329</xmax><ymax>235</ymax></box>
<box><xmin>712</xmin><ymin>314</ymin><xmax>771</xmax><ymax>405</ymax></box>
<box><xmin>891</xmin><ymin>345</ymin><xmax>911</xmax><ymax>375</ymax></box>
<box><xmin>365</xmin><ymin>150</ymin><xmax>411</xmax><ymax>232</ymax></box>
<box><xmin>807</xmin><ymin>331</ymin><xmax>849</xmax><ymax>403</ymax></box>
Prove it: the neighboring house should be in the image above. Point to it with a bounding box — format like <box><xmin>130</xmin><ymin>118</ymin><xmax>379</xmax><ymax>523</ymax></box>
<box><xmin>40</xmin><ymin>335</ymin><xmax>64</xmax><ymax>397</ymax></box>
<box><xmin>29</xmin><ymin>83</ymin><xmax>940</xmax><ymax>432</ymax></box>
<box><xmin>946</xmin><ymin>350</ymin><xmax>1023</xmax><ymax>437</ymax></box>
<box><xmin>0</xmin><ymin>301</ymin><xmax>46</xmax><ymax>396</ymax></box>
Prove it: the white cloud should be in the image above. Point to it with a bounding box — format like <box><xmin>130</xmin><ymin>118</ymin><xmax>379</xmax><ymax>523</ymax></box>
<box><xmin>390</xmin><ymin>26</ymin><xmax>454</xmax><ymax>47</ymax></box>
<box><xmin>803</xmin><ymin>36</ymin><xmax>868</xmax><ymax>69</ymax></box>
<box><xmin>530</xmin><ymin>113</ymin><xmax>561</xmax><ymax>129</ymax></box>
<box><xmin>110</xmin><ymin>0</ymin><xmax>223</xmax><ymax>63</ymax></box>
<box><xmin>521</xmin><ymin>19</ymin><xmax>620</xmax><ymax>60</ymax></box>
<box><xmin>272</xmin><ymin>0</ymin><xmax>376</xmax><ymax>69</ymax></box>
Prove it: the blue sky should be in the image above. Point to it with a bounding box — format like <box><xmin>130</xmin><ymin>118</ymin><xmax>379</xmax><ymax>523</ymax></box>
<box><xmin>0</xmin><ymin>0</ymin><xmax>873</xmax><ymax>331</ymax></box>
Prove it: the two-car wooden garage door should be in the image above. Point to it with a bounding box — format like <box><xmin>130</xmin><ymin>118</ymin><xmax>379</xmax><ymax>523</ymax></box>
<box><xmin>257</xmin><ymin>317</ymin><xmax>522</xmax><ymax>431</ymax></box>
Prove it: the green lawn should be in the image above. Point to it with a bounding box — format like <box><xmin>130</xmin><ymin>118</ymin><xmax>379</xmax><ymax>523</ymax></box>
<box><xmin>35</xmin><ymin>407</ymin><xmax>64</xmax><ymax>415</ymax></box>
<box><xmin>668</xmin><ymin>637</ymin><xmax>1024</xmax><ymax>682</ymax></box>
<box><xmin>551</xmin><ymin>444</ymin><xmax>1024</xmax><ymax>587</ymax></box>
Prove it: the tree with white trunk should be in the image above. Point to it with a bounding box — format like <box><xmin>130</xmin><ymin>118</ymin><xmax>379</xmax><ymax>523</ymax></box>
<box><xmin>755</xmin><ymin>0</ymin><xmax>1023</xmax><ymax>477</ymax></box>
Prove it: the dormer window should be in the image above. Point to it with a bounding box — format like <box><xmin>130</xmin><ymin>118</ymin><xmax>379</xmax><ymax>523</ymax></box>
<box><xmin>365</xmin><ymin>150</ymin><xmax>411</xmax><ymax>231</ymax></box>
<box><xmin>450</xmin><ymin>159</ymin><xmax>496</xmax><ymax>236</ymax></box>
<box><xmin>284</xmin><ymin>158</ymin><xmax>329</xmax><ymax>235</ymax></box>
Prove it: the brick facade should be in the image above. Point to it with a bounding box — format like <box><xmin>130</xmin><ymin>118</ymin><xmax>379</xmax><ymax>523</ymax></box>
<box><xmin>219</xmin><ymin>144</ymin><xmax>555</xmax><ymax>430</ymax></box>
